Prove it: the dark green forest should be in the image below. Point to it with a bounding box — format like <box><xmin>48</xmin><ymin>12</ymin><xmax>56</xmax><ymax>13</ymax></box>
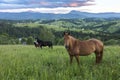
<box><xmin>0</xmin><ymin>18</ymin><xmax>120</xmax><ymax>45</ymax></box>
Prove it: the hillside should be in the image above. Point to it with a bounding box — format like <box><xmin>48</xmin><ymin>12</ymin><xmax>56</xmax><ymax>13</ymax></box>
<box><xmin>0</xmin><ymin>18</ymin><xmax>120</xmax><ymax>45</ymax></box>
<box><xmin>32</xmin><ymin>18</ymin><xmax>120</xmax><ymax>34</ymax></box>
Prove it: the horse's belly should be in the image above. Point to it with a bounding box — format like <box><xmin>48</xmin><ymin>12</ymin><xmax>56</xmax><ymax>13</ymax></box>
<box><xmin>79</xmin><ymin>45</ymin><xmax>95</xmax><ymax>56</ymax></box>
<box><xmin>79</xmin><ymin>49</ymin><xmax>94</xmax><ymax>56</ymax></box>
<box><xmin>79</xmin><ymin>52</ymin><xmax>91</xmax><ymax>56</ymax></box>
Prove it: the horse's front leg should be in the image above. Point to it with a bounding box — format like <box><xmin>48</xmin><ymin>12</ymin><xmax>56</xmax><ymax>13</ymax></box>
<box><xmin>75</xmin><ymin>55</ymin><xmax>79</xmax><ymax>65</ymax></box>
<box><xmin>40</xmin><ymin>46</ymin><xmax>42</xmax><ymax>49</ymax></box>
<box><xmin>70</xmin><ymin>55</ymin><xmax>73</xmax><ymax>64</ymax></box>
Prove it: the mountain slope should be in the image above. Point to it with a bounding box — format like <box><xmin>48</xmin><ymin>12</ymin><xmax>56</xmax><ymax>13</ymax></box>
<box><xmin>0</xmin><ymin>11</ymin><xmax>120</xmax><ymax>20</ymax></box>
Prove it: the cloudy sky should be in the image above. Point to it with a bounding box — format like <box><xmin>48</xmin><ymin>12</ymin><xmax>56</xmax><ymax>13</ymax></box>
<box><xmin>0</xmin><ymin>0</ymin><xmax>120</xmax><ymax>14</ymax></box>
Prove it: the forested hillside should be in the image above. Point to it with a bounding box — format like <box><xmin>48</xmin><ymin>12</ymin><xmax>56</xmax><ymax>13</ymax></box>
<box><xmin>0</xmin><ymin>18</ymin><xmax>120</xmax><ymax>45</ymax></box>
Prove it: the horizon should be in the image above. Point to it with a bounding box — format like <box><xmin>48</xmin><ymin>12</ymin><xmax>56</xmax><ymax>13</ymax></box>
<box><xmin>0</xmin><ymin>0</ymin><xmax>120</xmax><ymax>14</ymax></box>
<box><xmin>0</xmin><ymin>10</ymin><xmax>120</xmax><ymax>14</ymax></box>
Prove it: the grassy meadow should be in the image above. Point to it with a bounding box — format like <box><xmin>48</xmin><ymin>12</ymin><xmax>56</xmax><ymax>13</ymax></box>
<box><xmin>0</xmin><ymin>45</ymin><xmax>120</xmax><ymax>80</ymax></box>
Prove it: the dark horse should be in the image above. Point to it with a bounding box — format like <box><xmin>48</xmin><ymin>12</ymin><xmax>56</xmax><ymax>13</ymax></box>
<box><xmin>35</xmin><ymin>38</ymin><xmax>53</xmax><ymax>49</ymax></box>
<box><xmin>63</xmin><ymin>32</ymin><xmax>104</xmax><ymax>64</ymax></box>
<box><xmin>34</xmin><ymin>41</ymin><xmax>40</xmax><ymax>48</ymax></box>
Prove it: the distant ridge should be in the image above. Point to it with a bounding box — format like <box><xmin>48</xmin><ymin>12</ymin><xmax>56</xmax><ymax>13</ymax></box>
<box><xmin>0</xmin><ymin>10</ymin><xmax>120</xmax><ymax>20</ymax></box>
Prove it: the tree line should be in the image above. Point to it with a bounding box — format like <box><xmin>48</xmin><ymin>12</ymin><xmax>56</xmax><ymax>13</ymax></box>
<box><xmin>0</xmin><ymin>19</ymin><xmax>120</xmax><ymax>45</ymax></box>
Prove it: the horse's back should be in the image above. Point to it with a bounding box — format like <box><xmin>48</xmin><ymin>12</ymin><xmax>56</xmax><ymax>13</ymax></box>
<box><xmin>45</xmin><ymin>41</ymin><xmax>52</xmax><ymax>45</ymax></box>
<box><xmin>89</xmin><ymin>39</ymin><xmax>104</xmax><ymax>52</ymax></box>
<box><xmin>77</xmin><ymin>40</ymin><xmax>96</xmax><ymax>55</ymax></box>
<box><xmin>89</xmin><ymin>39</ymin><xmax>103</xmax><ymax>46</ymax></box>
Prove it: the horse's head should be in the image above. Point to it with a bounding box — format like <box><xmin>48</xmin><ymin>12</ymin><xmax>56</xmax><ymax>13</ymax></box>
<box><xmin>63</xmin><ymin>32</ymin><xmax>71</xmax><ymax>49</ymax></box>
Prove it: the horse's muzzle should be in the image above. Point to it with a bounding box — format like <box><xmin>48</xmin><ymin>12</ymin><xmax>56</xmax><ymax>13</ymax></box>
<box><xmin>65</xmin><ymin>45</ymin><xmax>69</xmax><ymax>49</ymax></box>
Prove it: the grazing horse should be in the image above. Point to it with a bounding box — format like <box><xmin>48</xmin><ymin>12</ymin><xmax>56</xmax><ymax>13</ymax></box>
<box><xmin>36</xmin><ymin>38</ymin><xmax>53</xmax><ymax>49</ymax></box>
<box><xmin>63</xmin><ymin>32</ymin><xmax>104</xmax><ymax>64</ymax></box>
<box><xmin>34</xmin><ymin>41</ymin><xmax>40</xmax><ymax>48</ymax></box>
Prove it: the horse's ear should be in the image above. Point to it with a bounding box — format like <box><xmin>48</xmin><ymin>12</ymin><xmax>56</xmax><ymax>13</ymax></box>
<box><xmin>63</xmin><ymin>32</ymin><xmax>67</xmax><ymax>36</ymax></box>
<box><xmin>63</xmin><ymin>32</ymin><xmax>70</xmax><ymax>36</ymax></box>
<box><xmin>68</xmin><ymin>32</ymin><xmax>70</xmax><ymax>35</ymax></box>
<box><xmin>63</xmin><ymin>32</ymin><xmax>65</xmax><ymax>35</ymax></box>
<box><xmin>63</xmin><ymin>32</ymin><xmax>66</xmax><ymax>36</ymax></box>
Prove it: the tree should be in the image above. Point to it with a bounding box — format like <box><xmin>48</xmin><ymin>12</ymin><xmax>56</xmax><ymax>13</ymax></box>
<box><xmin>0</xmin><ymin>33</ymin><xmax>9</xmax><ymax>44</ymax></box>
<box><xmin>105</xmin><ymin>39</ymin><xmax>119</xmax><ymax>45</ymax></box>
<box><xmin>39</xmin><ymin>27</ymin><xmax>55</xmax><ymax>43</ymax></box>
<box><xmin>27</xmin><ymin>36</ymin><xmax>34</xmax><ymax>45</ymax></box>
<box><xmin>21</xmin><ymin>37</ymin><xmax>27</xmax><ymax>45</ymax></box>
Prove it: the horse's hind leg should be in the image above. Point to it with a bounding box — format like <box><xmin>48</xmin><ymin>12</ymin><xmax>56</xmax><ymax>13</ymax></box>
<box><xmin>40</xmin><ymin>46</ymin><xmax>42</xmax><ymax>49</ymax></box>
<box><xmin>95</xmin><ymin>52</ymin><xmax>101</xmax><ymax>64</ymax></box>
<box><xmin>48</xmin><ymin>45</ymin><xmax>52</xmax><ymax>49</ymax></box>
<box><xmin>50</xmin><ymin>46</ymin><xmax>53</xmax><ymax>49</ymax></box>
<box><xmin>99</xmin><ymin>50</ymin><xmax>103</xmax><ymax>62</ymax></box>
<box><xmin>95</xmin><ymin>51</ymin><xmax>103</xmax><ymax>64</ymax></box>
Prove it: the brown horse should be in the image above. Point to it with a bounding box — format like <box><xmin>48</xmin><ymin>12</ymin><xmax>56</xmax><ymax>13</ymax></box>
<box><xmin>63</xmin><ymin>32</ymin><xmax>104</xmax><ymax>64</ymax></box>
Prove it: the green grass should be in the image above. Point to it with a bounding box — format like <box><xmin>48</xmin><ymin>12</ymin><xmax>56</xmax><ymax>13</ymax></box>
<box><xmin>0</xmin><ymin>45</ymin><xmax>120</xmax><ymax>80</ymax></box>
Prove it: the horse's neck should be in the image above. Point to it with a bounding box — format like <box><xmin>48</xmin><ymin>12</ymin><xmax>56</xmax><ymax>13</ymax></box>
<box><xmin>69</xmin><ymin>36</ymin><xmax>76</xmax><ymax>40</ymax></box>
<box><xmin>69</xmin><ymin>36</ymin><xmax>78</xmax><ymax>48</ymax></box>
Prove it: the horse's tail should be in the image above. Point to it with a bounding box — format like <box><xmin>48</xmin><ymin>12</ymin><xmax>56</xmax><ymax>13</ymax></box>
<box><xmin>50</xmin><ymin>42</ymin><xmax>53</xmax><ymax>49</ymax></box>
<box><xmin>100</xmin><ymin>44</ymin><xmax>104</xmax><ymax>61</ymax></box>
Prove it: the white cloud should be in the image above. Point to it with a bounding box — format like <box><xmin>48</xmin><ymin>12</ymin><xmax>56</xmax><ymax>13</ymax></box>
<box><xmin>0</xmin><ymin>3</ymin><xmax>27</xmax><ymax>9</ymax></box>
<box><xmin>0</xmin><ymin>7</ymin><xmax>72</xmax><ymax>14</ymax></box>
<box><xmin>81</xmin><ymin>0</ymin><xmax>120</xmax><ymax>13</ymax></box>
<box><xmin>0</xmin><ymin>0</ymin><xmax>120</xmax><ymax>13</ymax></box>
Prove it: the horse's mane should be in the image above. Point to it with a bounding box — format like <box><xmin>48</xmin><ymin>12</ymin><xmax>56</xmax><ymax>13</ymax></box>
<box><xmin>69</xmin><ymin>35</ymin><xmax>77</xmax><ymax>40</ymax></box>
<box><xmin>68</xmin><ymin>35</ymin><xmax>79</xmax><ymax>48</ymax></box>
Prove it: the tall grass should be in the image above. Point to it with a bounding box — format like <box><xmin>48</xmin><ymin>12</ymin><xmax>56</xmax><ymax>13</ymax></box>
<box><xmin>0</xmin><ymin>45</ymin><xmax>120</xmax><ymax>80</ymax></box>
